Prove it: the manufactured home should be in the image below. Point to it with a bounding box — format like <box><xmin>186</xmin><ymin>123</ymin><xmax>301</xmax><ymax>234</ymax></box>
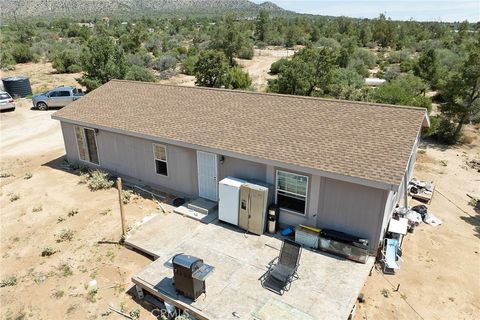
<box><xmin>52</xmin><ymin>80</ymin><xmax>429</xmax><ymax>252</ymax></box>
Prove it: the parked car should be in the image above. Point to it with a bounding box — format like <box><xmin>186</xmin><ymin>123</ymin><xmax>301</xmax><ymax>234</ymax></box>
<box><xmin>0</xmin><ymin>91</ymin><xmax>15</xmax><ymax>111</ymax></box>
<box><xmin>32</xmin><ymin>86</ymin><xmax>84</xmax><ymax>110</ymax></box>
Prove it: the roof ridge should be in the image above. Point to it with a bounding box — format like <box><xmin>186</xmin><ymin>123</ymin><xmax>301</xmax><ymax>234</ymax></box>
<box><xmin>110</xmin><ymin>79</ymin><xmax>427</xmax><ymax>113</ymax></box>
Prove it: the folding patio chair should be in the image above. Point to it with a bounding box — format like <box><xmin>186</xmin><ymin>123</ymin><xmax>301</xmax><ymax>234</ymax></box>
<box><xmin>260</xmin><ymin>239</ymin><xmax>302</xmax><ymax>295</ymax></box>
<box><xmin>381</xmin><ymin>238</ymin><xmax>403</xmax><ymax>274</ymax></box>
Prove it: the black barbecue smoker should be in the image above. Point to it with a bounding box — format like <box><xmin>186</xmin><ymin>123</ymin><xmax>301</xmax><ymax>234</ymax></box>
<box><xmin>172</xmin><ymin>254</ymin><xmax>214</xmax><ymax>301</ymax></box>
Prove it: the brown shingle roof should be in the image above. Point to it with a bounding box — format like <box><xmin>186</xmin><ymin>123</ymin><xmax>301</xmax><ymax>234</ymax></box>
<box><xmin>53</xmin><ymin>80</ymin><xmax>427</xmax><ymax>188</ymax></box>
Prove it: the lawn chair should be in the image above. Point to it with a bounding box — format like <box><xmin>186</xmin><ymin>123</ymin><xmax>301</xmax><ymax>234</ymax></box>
<box><xmin>260</xmin><ymin>239</ymin><xmax>302</xmax><ymax>295</ymax></box>
<box><xmin>381</xmin><ymin>238</ymin><xmax>403</xmax><ymax>274</ymax></box>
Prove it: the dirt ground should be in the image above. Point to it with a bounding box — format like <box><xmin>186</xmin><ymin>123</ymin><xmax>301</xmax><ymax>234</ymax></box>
<box><xmin>0</xmin><ymin>62</ymin><xmax>82</xmax><ymax>94</ymax></box>
<box><xmin>1</xmin><ymin>65</ymin><xmax>479</xmax><ymax>320</ymax></box>
<box><xmin>355</xmin><ymin>126</ymin><xmax>480</xmax><ymax>320</ymax></box>
<box><xmin>0</xmin><ymin>104</ymin><xmax>160</xmax><ymax>319</ymax></box>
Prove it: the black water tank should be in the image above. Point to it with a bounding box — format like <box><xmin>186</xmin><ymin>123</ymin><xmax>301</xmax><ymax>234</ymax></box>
<box><xmin>2</xmin><ymin>76</ymin><xmax>32</xmax><ymax>98</ymax></box>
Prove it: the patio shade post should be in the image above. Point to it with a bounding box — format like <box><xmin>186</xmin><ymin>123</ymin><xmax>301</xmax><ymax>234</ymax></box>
<box><xmin>117</xmin><ymin>177</ymin><xmax>126</xmax><ymax>236</ymax></box>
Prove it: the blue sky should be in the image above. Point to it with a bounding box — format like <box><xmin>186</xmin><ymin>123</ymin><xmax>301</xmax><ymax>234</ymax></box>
<box><xmin>252</xmin><ymin>1</ymin><xmax>480</xmax><ymax>22</ymax></box>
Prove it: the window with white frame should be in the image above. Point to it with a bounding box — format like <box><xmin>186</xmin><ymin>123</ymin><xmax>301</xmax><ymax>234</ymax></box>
<box><xmin>74</xmin><ymin>126</ymin><xmax>99</xmax><ymax>165</ymax></box>
<box><xmin>153</xmin><ymin>144</ymin><xmax>168</xmax><ymax>176</ymax></box>
<box><xmin>276</xmin><ymin>170</ymin><xmax>308</xmax><ymax>215</ymax></box>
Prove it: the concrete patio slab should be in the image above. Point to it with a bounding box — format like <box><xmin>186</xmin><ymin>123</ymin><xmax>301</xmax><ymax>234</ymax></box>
<box><xmin>128</xmin><ymin>215</ymin><xmax>374</xmax><ymax>320</ymax></box>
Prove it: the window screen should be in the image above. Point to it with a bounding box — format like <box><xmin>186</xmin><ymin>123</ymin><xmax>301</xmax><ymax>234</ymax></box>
<box><xmin>153</xmin><ymin>144</ymin><xmax>168</xmax><ymax>176</ymax></box>
<box><xmin>276</xmin><ymin>171</ymin><xmax>308</xmax><ymax>214</ymax></box>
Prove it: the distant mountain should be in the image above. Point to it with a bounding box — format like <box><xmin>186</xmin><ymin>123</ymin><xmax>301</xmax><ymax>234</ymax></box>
<box><xmin>0</xmin><ymin>0</ymin><xmax>287</xmax><ymax>19</ymax></box>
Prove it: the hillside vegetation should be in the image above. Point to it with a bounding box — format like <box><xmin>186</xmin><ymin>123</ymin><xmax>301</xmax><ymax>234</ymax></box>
<box><xmin>0</xmin><ymin>0</ymin><xmax>284</xmax><ymax>19</ymax></box>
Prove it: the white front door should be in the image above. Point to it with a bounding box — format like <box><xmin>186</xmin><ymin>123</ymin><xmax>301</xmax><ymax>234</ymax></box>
<box><xmin>197</xmin><ymin>151</ymin><xmax>218</xmax><ymax>201</ymax></box>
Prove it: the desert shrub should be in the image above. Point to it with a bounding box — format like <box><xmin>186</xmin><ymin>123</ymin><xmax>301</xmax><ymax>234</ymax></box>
<box><xmin>0</xmin><ymin>276</ymin><xmax>17</xmax><ymax>287</ymax></box>
<box><xmin>238</xmin><ymin>45</ymin><xmax>254</xmax><ymax>60</ymax></box>
<box><xmin>348</xmin><ymin>58</ymin><xmax>370</xmax><ymax>78</ymax></box>
<box><xmin>32</xmin><ymin>205</ymin><xmax>43</xmax><ymax>212</ymax></box>
<box><xmin>400</xmin><ymin>58</ymin><xmax>417</xmax><ymax>72</ymax></box>
<box><xmin>51</xmin><ymin>289</ymin><xmax>64</xmax><ymax>299</ymax></box>
<box><xmin>127</xmin><ymin>50</ymin><xmax>152</xmax><ymax>67</ymax></box>
<box><xmin>352</xmin><ymin>48</ymin><xmax>377</xmax><ymax>68</ymax></box>
<box><xmin>154</xmin><ymin>55</ymin><xmax>176</xmax><ymax>71</ymax></box>
<box><xmin>11</xmin><ymin>44</ymin><xmax>35</xmax><ymax>63</ymax></box>
<box><xmin>67</xmin><ymin>208</ymin><xmax>78</xmax><ymax>217</ymax></box>
<box><xmin>121</xmin><ymin>190</ymin><xmax>135</xmax><ymax>204</ymax></box>
<box><xmin>52</xmin><ymin>49</ymin><xmax>81</xmax><ymax>73</ymax></box>
<box><xmin>0</xmin><ymin>50</ymin><xmax>16</xmax><ymax>68</ymax></box>
<box><xmin>87</xmin><ymin>170</ymin><xmax>114</xmax><ymax>191</ymax></box>
<box><xmin>87</xmin><ymin>288</ymin><xmax>98</xmax><ymax>302</ymax></box>
<box><xmin>181</xmin><ymin>55</ymin><xmax>199</xmax><ymax>75</ymax></box>
<box><xmin>269</xmin><ymin>58</ymin><xmax>288</xmax><ymax>74</ymax></box>
<box><xmin>314</xmin><ymin>37</ymin><xmax>341</xmax><ymax>50</ymax></box>
<box><xmin>387</xmin><ymin>49</ymin><xmax>412</xmax><ymax>64</ymax></box>
<box><xmin>421</xmin><ymin>115</ymin><xmax>455</xmax><ymax>143</ymax></box>
<box><xmin>9</xmin><ymin>193</ymin><xmax>20</xmax><ymax>202</ymax></box>
<box><xmin>125</xmin><ymin>65</ymin><xmax>156</xmax><ymax>82</ymax></box>
<box><xmin>24</xmin><ymin>172</ymin><xmax>33</xmax><ymax>179</ymax></box>
<box><xmin>227</xmin><ymin>66</ymin><xmax>252</xmax><ymax>90</ymax></box>
<box><xmin>383</xmin><ymin>66</ymin><xmax>400</xmax><ymax>81</ymax></box>
<box><xmin>58</xmin><ymin>263</ymin><xmax>73</xmax><ymax>277</ymax></box>
<box><xmin>57</xmin><ymin>229</ymin><xmax>74</xmax><ymax>242</ymax></box>
<box><xmin>41</xmin><ymin>246</ymin><xmax>56</xmax><ymax>257</ymax></box>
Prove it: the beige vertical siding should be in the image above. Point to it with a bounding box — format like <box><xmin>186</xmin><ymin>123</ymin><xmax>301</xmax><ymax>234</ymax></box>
<box><xmin>317</xmin><ymin>177</ymin><xmax>388</xmax><ymax>250</ymax></box>
<box><xmin>60</xmin><ymin>121</ymin><xmax>400</xmax><ymax>251</ymax></box>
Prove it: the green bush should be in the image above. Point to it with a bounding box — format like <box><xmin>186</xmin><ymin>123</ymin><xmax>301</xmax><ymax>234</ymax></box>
<box><xmin>125</xmin><ymin>65</ymin><xmax>156</xmax><ymax>82</ymax></box>
<box><xmin>400</xmin><ymin>59</ymin><xmax>417</xmax><ymax>73</ymax></box>
<box><xmin>52</xmin><ymin>49</ymin><xmax>81</xmax><ymax>73</ymax></box>
<box><xmin>67</xmin><ymin>64</ymin><xmax>82</xmax><ymax>73</ymax></box>
<box><xmin>0</xmin><ymin>50</ymin><xmax>16</xmax><ymax>68</ymax></box>
<box><xmin>227</xmin><ymin>66</ymin><xmax>252</xmax><ymax>90</ymax></box>
<box><xmin>238</xmin><ymin>45</ymin><xmax>254</xmax><ymax>60</ymax></box>
<box><xmin>181</xmin><ymin>55</ymin><xmax>199</xmax><ymax>75</ymax></box>
<box><xmin>352</xmin><ymin>48</ymin><xmax>377</xmax><ymax>68</ymax></box>
<box><xmin>424</xmin><ymin>116</ymin><xmax>459</xmax><ymax>144</ymax></box>
<box><xmin>154</xmin><ymin>55</ymin><xmax>176</xmax><ymax>71</ymax></box>
<box><xmin>11</xmin><ymin>44</ymin><xmax>35</xmax><ymax>63</ymax></box>
<box><xmin>269</xmin><ymin>58</ymin><xmax>288</xmax><ymax>74</ymax></box>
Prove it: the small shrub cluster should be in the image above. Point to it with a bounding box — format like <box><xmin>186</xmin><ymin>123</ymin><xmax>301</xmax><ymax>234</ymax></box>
<box><xmin>57</xmin><ymin>228</ymin><xmax>74</xmax><ymax>242</ymax></box>
<box><xmin>85</xmin><ymin>170</ymin><xmax>114</xmax><ymax>191</ymax></box>
<box><xmin>51</xmin><ymin>289</ymin><xmax>64</xmax><ymax>299</ymax></box>
<box><xmin>41</xmin><ymin>246</ymin><xmax>57</xmax><ymax>257</ymax></box>
<box><xmin>24</xmin><ymin>172</ymin><xmax>33</xmax><ymax>179</ymax></box>
<box><xmin>0</xmin><ymin>276</ymin><xmax>17</xmax><ymax>287</ymax></box>
<box><xmin>58</xmin><ymin>264</ymin><xmax>73</xmax><ymax>277</ymax></box>
<box><xmin>122</xmin><ymin>190</ymin><xmax>135</xmax><ymax>204</ymax></box>
<box><xmin>67</xmin><ymin>208</ymin><xmax>79</xmax><ymax>217</ymax></box>
<box><xmin>0</xmin><ymin>172</ymin><xmax>13</xmax><ymax>178</ymax></box>
<box><xmin>32</xmin><ymin>205</ymin><xmax>43</xmax><ymax>212</ymax></box>
<box><xmin>87</xmin><ymin>288</ymin><xmax>98</xmax><ymax>302</ymax></box>
<box><xmin>8</xmin><ymin>193</ymin><xmax>20</xmax><ymax>202</ymax></box>
<box><xmin>99</xmin><ymin>208</ymin><xmax>111</xmax><ymax>215</ymax></box>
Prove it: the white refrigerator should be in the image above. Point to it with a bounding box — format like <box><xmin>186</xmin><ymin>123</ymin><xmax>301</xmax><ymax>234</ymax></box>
<box><xmin>218</xmin><ymin>177</ymin><xmax>246</xmax><ymax>225</ymax></box>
